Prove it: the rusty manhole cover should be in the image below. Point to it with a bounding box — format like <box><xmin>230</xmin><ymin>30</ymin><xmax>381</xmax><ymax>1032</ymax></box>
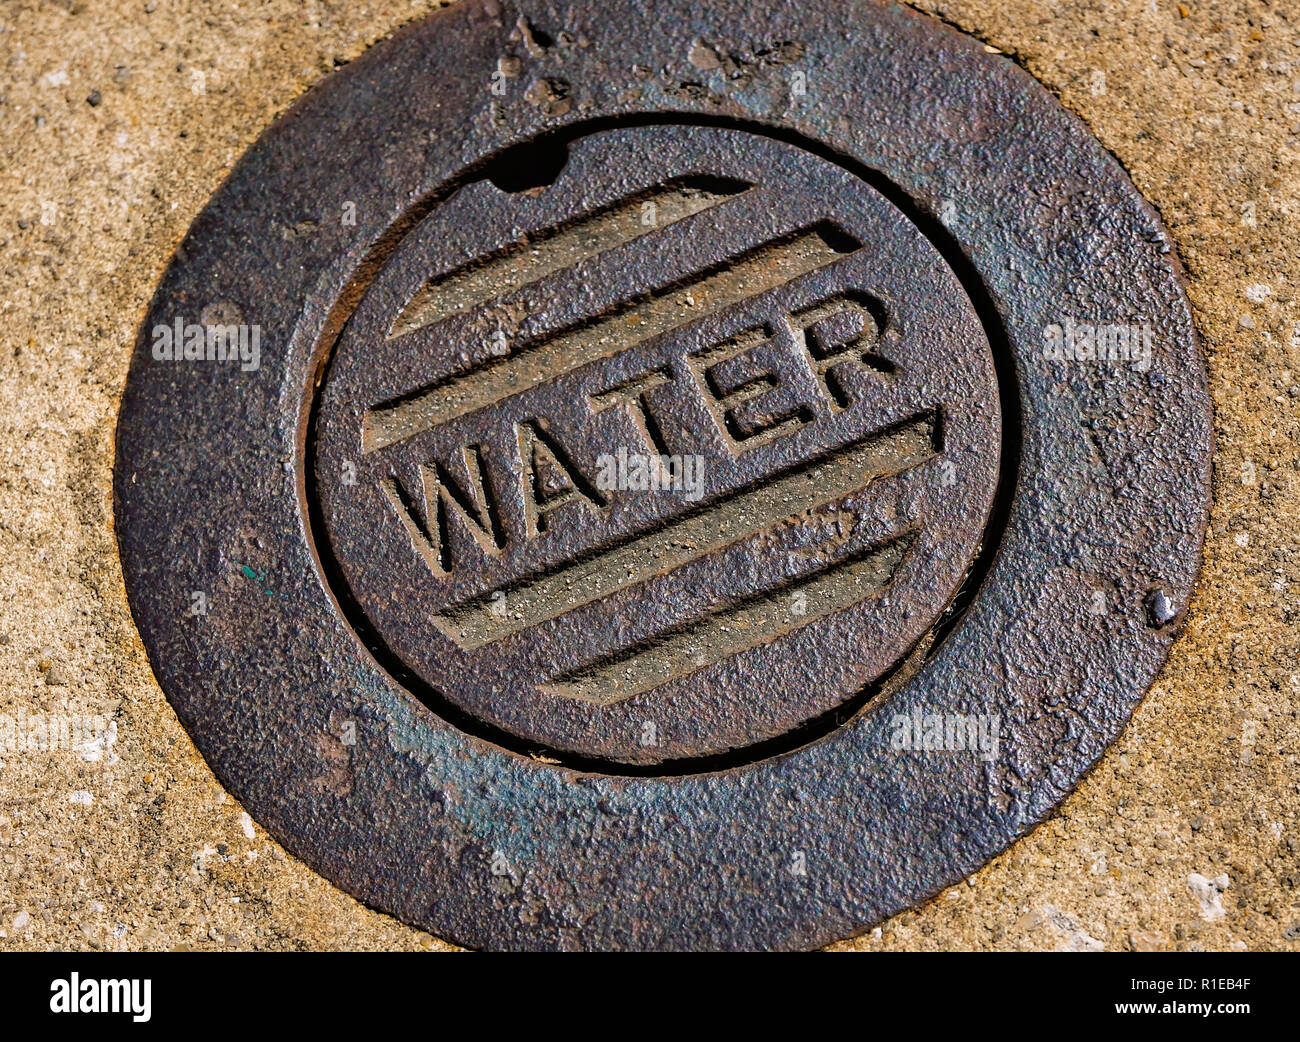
<box><xmin>115</xmin><ymin>0</ymin><xmax>1211</xmax><ymax>949</ymax></box>
<box><xmin>314</xmin><ymin>124</ymin><xmax>1001</xmax><ymax>766</ymax></box>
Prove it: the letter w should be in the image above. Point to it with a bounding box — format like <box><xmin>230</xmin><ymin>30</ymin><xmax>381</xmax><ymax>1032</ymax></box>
<box><xmin>383</xmin><ymin>445</ymin><xmax>504</xmax><ymax>576</ymax></box>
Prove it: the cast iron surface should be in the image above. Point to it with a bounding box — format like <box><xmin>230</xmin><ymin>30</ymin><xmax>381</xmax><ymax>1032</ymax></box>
<box><xmin>115</xmin><ymin>0</ymin><xmax>1211</xmax><ymax>949</ymax></box>
<box><xmin>314</xmin><ymin>123</ymin><xmax>1002</xmax><ymax>765</ymax></box>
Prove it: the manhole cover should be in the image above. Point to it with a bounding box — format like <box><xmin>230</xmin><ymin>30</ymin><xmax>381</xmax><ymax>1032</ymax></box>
<box><xmin>116</xmin><ymin>0</ymin><xmax>1211</xmax><ymax>949</ymax></box>
<box><xmin>314</xmin><ymin>123</ymin><xmax>1001</xmax><ymax>766</ymax></box>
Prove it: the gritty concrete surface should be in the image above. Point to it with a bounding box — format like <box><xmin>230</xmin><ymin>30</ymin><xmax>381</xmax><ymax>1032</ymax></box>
<box><xmin>0</xmin><ymin>0</ymin><xmax>1295</xmax><ymax>951</ymax></box>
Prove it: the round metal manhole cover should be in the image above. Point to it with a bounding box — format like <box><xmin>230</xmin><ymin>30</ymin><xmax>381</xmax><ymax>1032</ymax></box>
<box><xmin>115</xmin><ymin>0</ymin><xmax>1211</xmax><ymax>949</ymax></box>
<box><xmin>314</xmin><ymin>123</ymin><xmax>1002</xmax><ymax>766</ymax></box>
